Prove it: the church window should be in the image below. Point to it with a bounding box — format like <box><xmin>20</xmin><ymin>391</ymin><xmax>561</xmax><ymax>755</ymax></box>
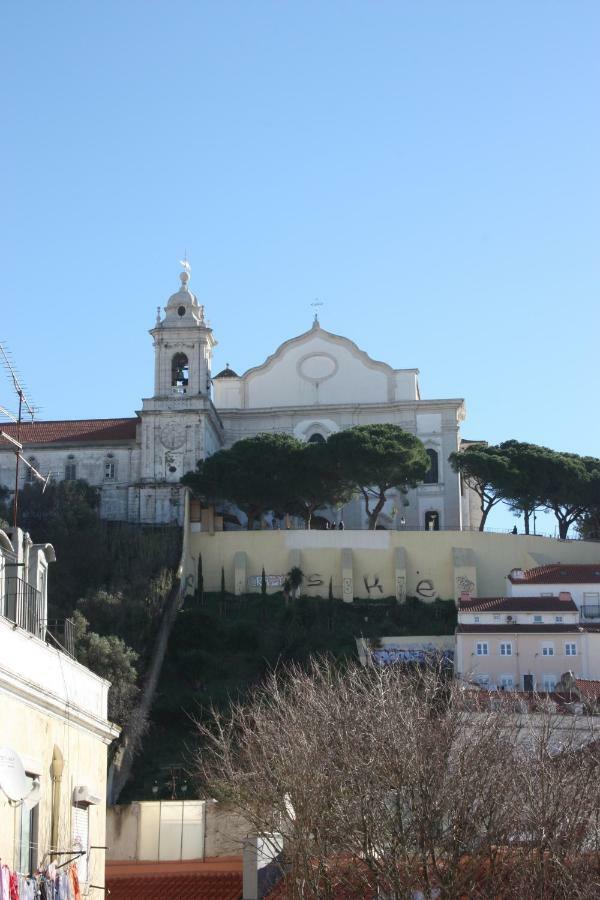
<box><xmin>177</xmin><ymin>305</ymin><xmax>186</xmax><ymax>317</ymax></box>
<box><xmin>65</xmin><ymin>461</ymin><xmax>77</xmax><ymax>481</ymax></box>
<box><xmin>424</xmin><ymin>449</ymin><xmax>439</xmax><ymax>484</ymax></box>
<box><xmin>171</xmin><ymin>353</ymin><xmax>189</xmax><ymax>392</ymax></box>
<box><xmin>308</xmin><ymin>433</ymin><xmax>326</xmax><ymax>444</ymax></box>
<box><xmin>104</xmin><ymin>461</ymin><xmax>115</xmax><ymax>480</ymax></box>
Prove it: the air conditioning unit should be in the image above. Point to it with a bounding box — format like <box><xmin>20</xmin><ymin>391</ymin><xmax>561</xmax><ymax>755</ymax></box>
<box><xmin>73</xmin><ymin>785</ymin><xmax>101</xmax><ymax>806</ymax></box>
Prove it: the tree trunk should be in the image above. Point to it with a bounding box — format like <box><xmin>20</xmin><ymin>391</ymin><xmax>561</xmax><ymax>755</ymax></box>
<box><xmin>478</xmin><ymin>505</ymin><xmax>491</xmax><ymax>532</ymax></box>
<box><xmin>107</xmin><ymin>575</ymin><xmax>182</xmax><ymax>804</ymax></box>
<box><xmin>523</xmin><ymin>510</ymin><xmax>530</xmax><ymax>535</ymax></box>
<box><xmin>367</xmin><ymin>493</ymin><xmax>387</xmax><ymax>530</ymax></box>
<box><xmin>558</xmin><ymin>518</ymin><xmax>569</xmax><ymax>540</ymax></box>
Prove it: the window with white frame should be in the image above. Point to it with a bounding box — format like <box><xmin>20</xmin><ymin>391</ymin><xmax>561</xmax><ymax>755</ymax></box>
<box><xmin>565</xmin><ymin>642</ymin><xmax>577</xmax><ymax>657</ymax></box>
<box><xmin>104</xmin><ymin>461</ymin><xmax>115</xmax><ymax>480</ymax></box>
<box><xmin>72</xmin><ymin>803</ymin><xmax>89</xmax><ymax>883</ymax></box>
<box><xmin>533</xmin><ymin>615</ymin><xmax>543</xmax><ymax>623</ymax></box>
<box><xmin>500</xmin><ymin>642</ymin><xmax>512</xmax><ymax>656</ymax></box>
<box><xmin>555</xmin><ymin>616</ymin><xmax>563</xmax><ymax>623</ymax></box>
<box><xmin>476</xmin><ymin>642</ymin><xmax>489</xmax><ymax>656</ymax></box>
<box><xmin>543</xmin><ymin>674</ymin><xmax>557</xmax><ymax>692</ymax></box>
<box><xmin>64</xmin><ymin>460</ymin><xmax>77</xmax><ymax>481</ymax></box>
<box><xmin>542</xmin><ymin>643</ymin><xmax>554</xmax><ymax>657</ymax></box>
<box><xmin>500</xmin><ymin>674</ymin><xmax>514</xmax><ymax>690</ymax></box>
<box><xmin>473</xmin><ymin>615</ymin><xmax>480</xmax><ymax>623</ymax></box>
<box><xmin>17</xmin><ymin>774</ymin><xmax>39</xmax><ymax>874</ymax></box>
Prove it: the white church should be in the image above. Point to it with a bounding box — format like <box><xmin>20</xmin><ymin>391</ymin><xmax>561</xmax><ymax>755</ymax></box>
<box><xmin>0</xmin><ymin>267</ymin><xmax>480</xmax><ymax>530</ymax></box>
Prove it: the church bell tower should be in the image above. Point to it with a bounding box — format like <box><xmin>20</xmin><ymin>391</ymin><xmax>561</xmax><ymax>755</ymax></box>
<box><xmin>136</xmin><ymin>265</ymin><xmax>222</xmax><ymax>524</ymax></box>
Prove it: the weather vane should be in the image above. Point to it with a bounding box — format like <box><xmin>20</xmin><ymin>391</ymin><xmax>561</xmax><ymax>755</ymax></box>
<box><xmin>310</xmin><ymin>298</ymin><xmax>323</xmax><ymax>324</ymax></box>
<box><xmin>179</xmin><ymin>250</ymin><xmax>191</xmax><ymax>274</ymax></box>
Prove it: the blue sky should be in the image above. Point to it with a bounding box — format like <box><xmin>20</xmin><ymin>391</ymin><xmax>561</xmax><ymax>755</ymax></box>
<box><xmin>1</xmin><ymin>2</ymin><xmax>599</xmax><ymax>533</ymax></box>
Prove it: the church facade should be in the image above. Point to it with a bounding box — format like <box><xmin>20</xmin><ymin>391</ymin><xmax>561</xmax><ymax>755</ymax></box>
<box><xmin>0</xmin><ymin>268</ymin><xmax>480</xmax><ymax>530</ymax></box>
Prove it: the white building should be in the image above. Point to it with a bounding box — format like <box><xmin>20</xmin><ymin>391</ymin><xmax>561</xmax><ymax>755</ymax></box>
<box><xmin>506</xmin><ymin>563</ymin><xmax>600</xmax><ymax>622</ymax></box>
<box><xmin>0</xmin><ymin>267</ymin><xmax>480</xmax><ymax>529</ymax></box>
<box><xmin>0</xmin><ymin>525</ymin><xmax>118</xmax><ymax>892</ymax></box>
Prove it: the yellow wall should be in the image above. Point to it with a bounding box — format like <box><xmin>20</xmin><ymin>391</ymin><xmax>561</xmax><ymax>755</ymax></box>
<box><xmin>0</xmin><ymin>691</ymin><xmax>109</xmax><ymax>891</ymax></box>
<box><xmin>185</xmin><ymin>528</ymin><xmax>600</xmax><ymax>602</ymax></box>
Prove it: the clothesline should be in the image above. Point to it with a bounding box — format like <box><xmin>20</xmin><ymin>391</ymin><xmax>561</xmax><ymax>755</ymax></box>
<box><xmin>0</xmin><ymin>860</ymin><xmax>83</xmax><ymax>900</ymax></box>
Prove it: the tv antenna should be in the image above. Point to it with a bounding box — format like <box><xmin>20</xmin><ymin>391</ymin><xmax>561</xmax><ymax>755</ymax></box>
<box><xmin>0</xmin><ymin>342</ymin><xmax>47</xmax><ymax>526</ymax></box>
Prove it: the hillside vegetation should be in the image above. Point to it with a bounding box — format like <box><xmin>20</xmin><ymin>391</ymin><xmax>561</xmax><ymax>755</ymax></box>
<box><xmin>3</xmin><ymin>481</ymin><xmax>455</xmax><ymax>800</ymax></box>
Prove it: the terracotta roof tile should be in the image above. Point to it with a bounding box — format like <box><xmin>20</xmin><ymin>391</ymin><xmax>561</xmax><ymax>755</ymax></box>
<box><xmin>457</xmin><ymin>623</ymin><xmax>582</xmax><ymax>634</ymax></box>
<box><xmin>105</xmin><ymin>871</ymin><xmax>242</xmax><ymax>900</ymax></box>
<box><xmin>509</xmin><ymin>564</ymin><xmax>600</xmax><ymax>584</ymax></box>
<box><xmin>0</xmin><ymin>418</ymin><xmax>138</xmax><ymax>446</ymax></box>
<box><xmin>575</xmin><ymin>679</ymin><xmax>600</xmax><ymax>700</ymax></box>
<box><xmin>459</xmin><ymin>595</ymin><xmax>578</xmax><ymax>613</ymax></box>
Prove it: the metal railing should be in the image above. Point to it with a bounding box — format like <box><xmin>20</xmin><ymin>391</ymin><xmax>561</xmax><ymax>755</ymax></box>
<box><xmin>2</xmin><ymin>576</ymin><xmax>45</xmax><ymax>638</ymax></box>
<box><xmin>582</xmin><ymin>605</ymin><xmax>600</xmax><ymax>620</ymax></box>
<box><xmin>46</xmin><ymin>618</ymin><xmax>75</xmax><ymax>658</ymax></box>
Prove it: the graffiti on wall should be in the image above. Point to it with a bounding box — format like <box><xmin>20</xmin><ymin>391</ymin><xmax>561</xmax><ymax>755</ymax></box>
<box><xmin>247</xmin><ymin>574</ymin><xmax>286</xmax><ymax>588</ymax></box>
<box><xmin>456</xmin><ymin>575</ymin><xmax>475</xmax><ymax>593</ymax></box>
<box><xmin>364</xmin><ymin>575</ymin><xmax>384</xmax><ymax>596</ymax></box>
<box><xmin>415</xmin><ymin>578</ymin><xmax>438</xmax><ymax>599</ymax></box>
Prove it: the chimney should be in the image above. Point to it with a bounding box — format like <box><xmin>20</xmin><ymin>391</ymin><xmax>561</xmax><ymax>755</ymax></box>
<box><xmin>510</xmin><ymin>568</ymin><xmax>524</xmax><ymax>580</ymax></box>
<box><xmin>243</xmin><ymin>833</ymin><xmax>284</xmax><ymax>900</ymax></box>
<box><xmin>559</xmin><ymin>591</ymin><xmax>572</xmax><ymax>603</ymax></box>
<box><xmin>460</xmin><ymin>591</ymin><xmax>471</xmax><ymax>604</ymax></box>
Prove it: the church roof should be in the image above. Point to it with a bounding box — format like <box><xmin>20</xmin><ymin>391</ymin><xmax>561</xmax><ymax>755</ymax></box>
<box><xmin>0</xmin><ymin>417</ymin><xmax>139</xmax><ymax>446</ymax></box>
<box><xmin>214</xmin><ymin>366</ymin><xmax>239</xmax><ymax>379</ymax></box>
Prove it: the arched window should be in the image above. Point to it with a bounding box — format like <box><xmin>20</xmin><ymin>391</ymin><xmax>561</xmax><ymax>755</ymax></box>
<box><xmin>25</xmin><ymin>457</ymin><xmax>37</xmax><ymax>483</ymax></box>
<box><xmin>171</xmin><ymin>353</ymin><xmax>189</xmax><ymax>392</ymax></box>
<box><xmin>423</xmin><ymin>449</ymin><xmax>439</xmax><ymax>484</ymax></box>
<box><xmin>65</xmin><ymin>456</ymin><xmax>77</xmax><ymax>481</ymax></box>
<box><xmin>308</xmin><ymin>433</ymin><xmax>326</xmax><ymax>444</ymax></box>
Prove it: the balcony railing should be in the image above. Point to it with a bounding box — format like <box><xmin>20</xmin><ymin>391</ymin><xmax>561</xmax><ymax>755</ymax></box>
<box><xmin>2</xmin><ymin>576</ymin><xmax>45</xmax><ymax>638</ymax></box>
<box><xmin>582</xmin><ymin>605</ymin><xmax>600</xmax><ymax>620</ymax></box>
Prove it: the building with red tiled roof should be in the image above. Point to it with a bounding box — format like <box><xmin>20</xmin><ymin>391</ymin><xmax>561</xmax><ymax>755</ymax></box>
<box><xmin>506</xmin><ymin>564</ymin><xmax>600</xmax><ymax>625</ymax></box>
<box><xmin>0</xmin><ymin>264</ymin><xmax>487</xmax><ymax>530</ymax></box>
<box><xmin>0</xmin><ymin>418</ymin><xmax>139</xmax><ymax>446</ymax></box>
<box><xmin>455</xmin><ymin>589</ymin><xmax>600</xmax><ymax>693</ymax></box>
<box><xmin>508</xmin><ymin>564</ymin><xmax>600</xmax><ymax>585</ymax></box>
<box><xmin>105</xmin><ymin>859</ymin><xmax>243</xmax><ymax>900</ymax></box>
<box><xmin>459</xmin><ymin>595</ymin><xmax>579</xmax><ymax>614</ymax></box>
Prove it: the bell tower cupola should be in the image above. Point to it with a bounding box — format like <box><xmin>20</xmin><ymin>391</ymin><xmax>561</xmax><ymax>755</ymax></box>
<box><xmin>150</xmin><ymin>265</ymin><xmax>217</xmax><ymax>398</ymax></box>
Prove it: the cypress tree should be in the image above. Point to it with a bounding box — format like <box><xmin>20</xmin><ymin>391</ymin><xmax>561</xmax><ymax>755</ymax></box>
<box><xmin>197</xmin><ymin>553</ymin><xmax>204</xmax><ymax>606</ymax></box>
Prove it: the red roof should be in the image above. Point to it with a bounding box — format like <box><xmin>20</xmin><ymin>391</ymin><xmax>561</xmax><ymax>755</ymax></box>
<box><xmin>105</xmin><ymin>872</ymin><xmax>242</xmax><ymax>900</ymax></box>
<box><xmin>105</xmin><ymin>859</ymin><xmax>242</xmax><ymax>900</ymax></box>
<box><xmin>575</xmin><ymin>679</ymin><xmax>600</xmax><ymax>701</ymax></box>
<box><xmin>457</xmin><ymin>624</ymin><xmax>582</xmax><ymax>634</ymax></box>
<box><xmin>459</xmin><ymin>595</ymin><xmax>578</xmax><ymax>613</ymax></box>
<box><xmin>509</xmin><ymin>564</ymin><xmax>600</xmax><ymax>584</ymax></box>
<box><xmin>0</xmin><ymin>418</ymin><xmax>138</xmax><ymax>446</ymax></box>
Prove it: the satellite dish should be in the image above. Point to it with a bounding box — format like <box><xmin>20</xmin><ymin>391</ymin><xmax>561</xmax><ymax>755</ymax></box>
<box><xmin>0</xmin><ymin>747</ymin><xmax>30</xmax><ymax>801</ymax></box>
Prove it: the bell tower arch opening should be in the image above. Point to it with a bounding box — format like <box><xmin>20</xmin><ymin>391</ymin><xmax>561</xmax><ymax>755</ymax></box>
<box><xmin>171</xmin><ymin>353</ymin><xmax>189</xmax><ymax>393</ymax></box>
